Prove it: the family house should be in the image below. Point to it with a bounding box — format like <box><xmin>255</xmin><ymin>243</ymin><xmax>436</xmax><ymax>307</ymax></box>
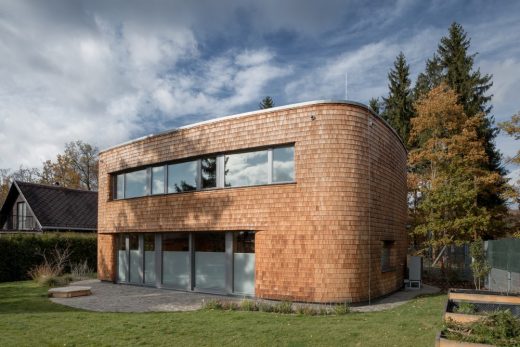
<box><xmin>0</xmin><ymin>181</ymin><xmax>97</xmax><ymax>232</ymax></box>
<box><xmin>97</xmin><ymin>100</ymin><xmax>407</xmax><ymax>303</ymax></box>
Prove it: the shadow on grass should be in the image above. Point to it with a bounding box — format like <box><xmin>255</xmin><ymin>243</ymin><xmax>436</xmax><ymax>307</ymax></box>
<box><xmin>0</xmin><ymin>281</ymin><xmax>80</xmax><ymax>314</ymax></box>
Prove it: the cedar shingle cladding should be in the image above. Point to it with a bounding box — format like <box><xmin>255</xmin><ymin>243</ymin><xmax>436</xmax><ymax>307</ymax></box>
<box><xmin>97</xmin><ymin>101</ymin><xmax>408</xmax><ymax>303</ymax></box>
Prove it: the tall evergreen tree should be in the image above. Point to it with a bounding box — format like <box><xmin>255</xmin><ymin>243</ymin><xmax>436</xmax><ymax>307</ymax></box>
<box><xmin>259</xmin><ymin>96</ymin><xmax>274</xmax><ymax>109</ymax></box>
<box><xmin>413</xmin><ymin>54</ymin><xmax>443</xmax><ymax>100</ymax></box>
<box><xmin>438</xmin><ymin>23</ymin><xmax>506</xmax><ymax>219</ymax></box>
<box><xmin>368</xmin><ymin>97</ymin><xmax>382</xmax><ymax>115</ymax></box>
<box><xmin>414</xmin><ymin>22</ymin><xmax>507</xmax><ymax>223</ymax></box>
<box><xmin>438</xmin><ymin>23</ymin><xmax>493</xmax><ymax>117</ymax></box>
<box><xmin>499</xmin><ymin>111</ymin><xmax>520</xmax><ymax>165</ymax></box>
<box><xmin>382</xmin><ymin>52</ymin><xmax>414</xmax><ymax>145</ymax></box>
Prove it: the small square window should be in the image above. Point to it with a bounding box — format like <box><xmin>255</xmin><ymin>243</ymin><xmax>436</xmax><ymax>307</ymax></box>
<box><xmin>381</xmin><ymin>240</ymin><xmax>395</xmax><ymax>272</ymax></box>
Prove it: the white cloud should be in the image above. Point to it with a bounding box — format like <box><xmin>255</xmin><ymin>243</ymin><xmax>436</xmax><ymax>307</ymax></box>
<box><xmin>0</xmin><ymin>0</ymin><xmax>519</xmax><ymax>173</ymax></box>
<box><xmin>152</xmin><ymin>49</ymin><xmax>290</xmax><ymax>118</ymax></box>
<box><xmin>0</xmin><ymin>2</ymin><xmax>288</xmax><ymax>169</ymax></box>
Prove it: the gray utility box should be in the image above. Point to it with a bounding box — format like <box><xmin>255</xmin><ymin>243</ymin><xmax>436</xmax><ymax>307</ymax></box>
<box><xmin>406</xmin><ymin>256</ymin><xmax>422</xmax><ymax>289</ymax></box>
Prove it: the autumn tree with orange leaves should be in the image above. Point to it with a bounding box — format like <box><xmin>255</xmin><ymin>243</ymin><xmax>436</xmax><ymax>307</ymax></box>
<box><xmin>408</xmin><ymin>84</ymin><xmax>506</xmax><ymax>257</ymax></box>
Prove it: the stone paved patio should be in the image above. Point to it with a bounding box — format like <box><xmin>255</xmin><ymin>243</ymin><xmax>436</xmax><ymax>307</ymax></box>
<box><xmin>50</xmin><ymin>279</ymin><xmax>440</xmax><ymax>313</ymax></box>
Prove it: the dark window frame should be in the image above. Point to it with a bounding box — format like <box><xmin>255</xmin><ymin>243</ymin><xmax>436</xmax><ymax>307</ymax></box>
<box><xmin>381</xmin><ymin>240</ymin><xmax>395</xmax><ymax>273</ymax></box>
<box><xmin>111</xmin><ymin>143</ymin><xmax>295</xmax><ymax>201</ymax></box>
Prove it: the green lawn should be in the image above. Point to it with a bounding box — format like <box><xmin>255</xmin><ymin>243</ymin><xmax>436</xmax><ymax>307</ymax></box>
<box><xmin>0</xmin><ymin>281</ymin><xmax>445</xmax><ymax>347</ymax></box>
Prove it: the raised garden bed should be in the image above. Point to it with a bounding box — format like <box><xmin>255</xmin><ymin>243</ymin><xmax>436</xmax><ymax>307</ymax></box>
<box><xmin>444</xmin><ymin>289</ymin><xmax>520</xmax><ymax>324</ymax></box>
<box><xmin>445</xmin><ymin>300</ymin><xmax>520</xmax><ymax>324</ymax></box>
<box><xmin>449</xmin><ymin>289</ymin><xmax>520</xmax><ymax>305</ymax></box>
<box><xmin>438</xmin><ymin>289</ymin><xmax>520</xmax><ymax>346</ymax></box>
<box><xmin>435</xmin><ymin>333</ymin><xmax>494</xmax><ymax>347</ymax></box>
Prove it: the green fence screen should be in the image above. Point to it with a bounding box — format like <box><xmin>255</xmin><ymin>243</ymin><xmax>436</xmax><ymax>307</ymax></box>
<box><xmin>487</xmin><ymin>238</ymin><xmax>520</xmax><ymax>273</ymax></box>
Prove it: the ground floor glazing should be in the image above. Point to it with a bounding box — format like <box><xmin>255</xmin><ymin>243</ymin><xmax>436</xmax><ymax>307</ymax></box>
<box><xmin>117</xmin><ymin>231</ymin><xmax>255</xmax><ymax>296</ymax></box>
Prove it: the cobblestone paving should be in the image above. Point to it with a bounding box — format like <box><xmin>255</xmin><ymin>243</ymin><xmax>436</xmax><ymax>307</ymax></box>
<box><xmin>50</xmin><ymin>280</ymin><xmax>242</xmax><ymax>312</ymax></box>
<box><xmin>51</xmin><ymin>280</ymin><xmax>440</xmax><ymax>313</ymax></box>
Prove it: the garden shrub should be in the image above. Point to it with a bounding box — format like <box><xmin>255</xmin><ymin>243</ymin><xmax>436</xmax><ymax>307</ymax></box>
<box><xmin>300</xmin><ymin>305</ymin><xmax>319</xmax><ymax>316</ymax></box>
<box><xmin>273</xmin><ymin>301</ymin><xmax>293</xmax><ymax>314</ymax></box>
<box><xmin>257</xmin><ymin>301</ymin><xmax>274</xmax><ymax>313</ymax></box>
<box><xmin>70</xmin><ymin>260</ymin><xmax>96</xmax><ymax>281</ymax></box>
<box><xmin>202</xmin><ymin>299</ymin><xmax>223</xmax><ymax>310</ymax></box>
<box><xmin>454</xmin><ymin>302</ymin><xmax>477</xmax><ymax>314</ymax></box>
<box><xmin>220</xmin><ymin>301</ymin><xmax>239</xmax><ymax>311</ymax></box>
<box><xmin>240</xmin><ymin>299</ymin><xmax>258</xmax><ymax>311</ymax></box>
<box><xmin>0</xmin><ymin>232</ymin><xmax>97</xmax><ymax>282</ymax></box>
<box><xmin>444</xmin><ymin>310</ymin><xmax>520</xmax><ymax>346</ymax></box>
<box><xmin>203</xmin><ymin>299</ymin><xmax>351</xmax><ymax>316</ymax></box>
<box><xmin>334</xmin><ymin>302</ymin><xmax>350</xmax><ymax>315</ymax></box>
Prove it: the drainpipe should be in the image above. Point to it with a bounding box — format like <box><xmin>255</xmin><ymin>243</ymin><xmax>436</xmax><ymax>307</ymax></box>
<box><xmin>367</xmin><ymin>116</ymin><xmax>374</xmax><ymax>305</ymax></box>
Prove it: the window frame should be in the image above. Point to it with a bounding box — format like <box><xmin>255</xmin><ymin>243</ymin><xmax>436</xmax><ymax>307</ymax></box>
<box><xmin>123</xmin><ymin>168</ymin><xmax>149</xmax><ymax>199</ymax></box>
<box><xmin>224</xmin><ymin>149</ymin><xmax>270</xmax><ymax>188</ymax></box>
<box><xmin>151</xmin><ymin>165</ymin><xmax>167</xmax><ymax>195</ymax></box>
<box><xmin>167</xmin><ymin>160</ymin><xmax>199</xmax><ymax>194</ymax></box>
<box><xmin>381</xmin><ymin>240</ymin><xmax>396</xmax><ymax>273</ymax></box>
<box><xmin>111</xmin><ymin>143</ymin><xmax>295</xmax><ymax>201</ymax></box>
<box><xmin>271</xmin><ymin>145</ymin><xmax>295</xmax><ymax>184</ymax></box>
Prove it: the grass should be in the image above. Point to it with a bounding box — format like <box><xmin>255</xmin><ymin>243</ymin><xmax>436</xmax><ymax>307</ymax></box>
<box><xmin>0</xmin><ymin>281</ymin><xmax>446</xmax><ymax>347</ymax></box>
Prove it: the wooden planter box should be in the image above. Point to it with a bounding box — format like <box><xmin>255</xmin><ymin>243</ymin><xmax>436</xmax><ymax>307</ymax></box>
<box><xmin>48</xmin><ymin>286</ymin><xmax>92</xmax><ymax>298</ymax></box>
<box><xmin>435</xmin><ymin>333</ymin><xmax>494</xmax><ymax>347</ymax></box>
<box><xmin>448</xmin><ymin>289</ymin><xmax>520</xmax><ymax>305</ymax></box>
<box><xmin>438</xmin><ymin>289</ymin><xmax>520</xmax><ymax>346</ymax></box>
<box><xmin>444</xmin><ymin>289</ymin><xmax>520</xmax><ymax>324</ymax></box>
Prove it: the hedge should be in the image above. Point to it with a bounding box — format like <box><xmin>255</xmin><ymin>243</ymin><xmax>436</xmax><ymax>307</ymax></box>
<box><xmin>0</xmin><ymin>232</ymin><xmax>97</xmax><ymax>282</ymax></box>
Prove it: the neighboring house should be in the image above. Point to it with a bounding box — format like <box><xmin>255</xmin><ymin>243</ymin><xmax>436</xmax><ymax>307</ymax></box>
<box><xmin>0</xmin><ymin>181</ymin><xmax>97</xmax><ymax>232</ymax></box>
<box><xmin>97</xmin><ymin>100</ymin><xmax>408</xmax><ymax>303</ymax></box>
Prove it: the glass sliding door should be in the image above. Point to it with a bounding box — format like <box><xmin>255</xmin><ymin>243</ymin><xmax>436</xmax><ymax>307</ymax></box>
<box><xmin>194</xmin><ymin>233</ymin><xmax>226</xmax><ymax>292</ymax></box>
<box><xmin>118</xmin><ymin>234</ymin><xmax>128</xmax><ymax>282</ymax></box>
<box><xmin>144</xmin><ymin>234</ymin><xmax>156</xmax><ymax>285</ymax></box>
<box><xmin>117</xmin><ymin>231</ymin><xmax>255</xmax><ymax>296</ymax></box>
<box><xmin>162</xmin><ymin>233</ymin><xmax>190</xmax><ymax>289</ymax></box>
<box><xmin>129</xmin><ymin>234</ymin><xmax>141</xmax><ymax>284</ymax></box>
<box><xmin>233</xmin><ymin>232</ymin><xmax>255</xmax><ymax>295</ymax></box>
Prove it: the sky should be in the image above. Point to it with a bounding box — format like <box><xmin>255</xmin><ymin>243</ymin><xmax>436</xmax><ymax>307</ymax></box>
<box><xmin>0</xmin><ymin>0</ymin><xmax>519</xmax><ymax>180</ymax></box>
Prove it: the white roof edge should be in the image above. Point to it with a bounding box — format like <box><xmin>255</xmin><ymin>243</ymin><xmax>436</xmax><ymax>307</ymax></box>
<box><xmin>100</xmin><ymin>99</ymin><xmax>405</xmax><ymax>154</ymax></box>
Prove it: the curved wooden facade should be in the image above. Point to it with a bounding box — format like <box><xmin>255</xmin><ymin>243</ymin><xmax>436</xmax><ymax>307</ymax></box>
<box><xmin>97</xmin><ymin>100</ymin><xmax>407</xmax><ymax>303</ymax></box>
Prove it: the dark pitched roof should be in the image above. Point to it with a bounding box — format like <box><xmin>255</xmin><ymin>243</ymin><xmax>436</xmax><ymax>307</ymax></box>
<box><xmin>14</xmin><ymin>181</ymin><xmax>97</xmax><ymax>230</ymax></box>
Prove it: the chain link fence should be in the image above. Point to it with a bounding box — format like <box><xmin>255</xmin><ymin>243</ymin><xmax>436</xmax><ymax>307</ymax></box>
<box><xmin>422</xmin><ymin>244</ymin><xmax>473</xmax><ymax>283</ymax></box>
<box><xmin>486</xmin><ymin>238</ymin><xmax>520</xmax><ymax>293</ymax></box>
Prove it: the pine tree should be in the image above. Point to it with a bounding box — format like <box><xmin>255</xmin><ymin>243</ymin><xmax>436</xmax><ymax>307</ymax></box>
<box><xmin>499</xmin><ymin>111</ymin><xmax>520</xmax><ymax>231</ymax></box>
<box><xmin>413</xmin><ymin>22</ymin><xmax>507</xmax><ymax>225</ymax></box>
<box><xmin>498</xmin><ymin>111</ymin><xmax>520</xmax><ymax>165</ymax></box>
<box><xmin>441</xmin><ymin>23</ymin><xmax>507</xmax><ymax>226</ymax></box>
<box><xmin>438</xmin><ymin>23</ymin><xmax>493</xmax><ymax>117</ymax></box>
<box><xmin>382</xmin><ymin>52</ymin><xmax>414</xmax><ymax>145</ymax></box>
<box><xmin>368</xmin><ymin>97</ymin><xmax>382</xmax><ymax>115</ymax></box>
<box><xmin>413</xmin><ymin>54</ymin><xmax>443</xmax><ymax>100</ymax></box>
<box><xmin>259</xmin><ymin>96</ymin><xmax>274</xmax><ymax>109</ymax></box>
